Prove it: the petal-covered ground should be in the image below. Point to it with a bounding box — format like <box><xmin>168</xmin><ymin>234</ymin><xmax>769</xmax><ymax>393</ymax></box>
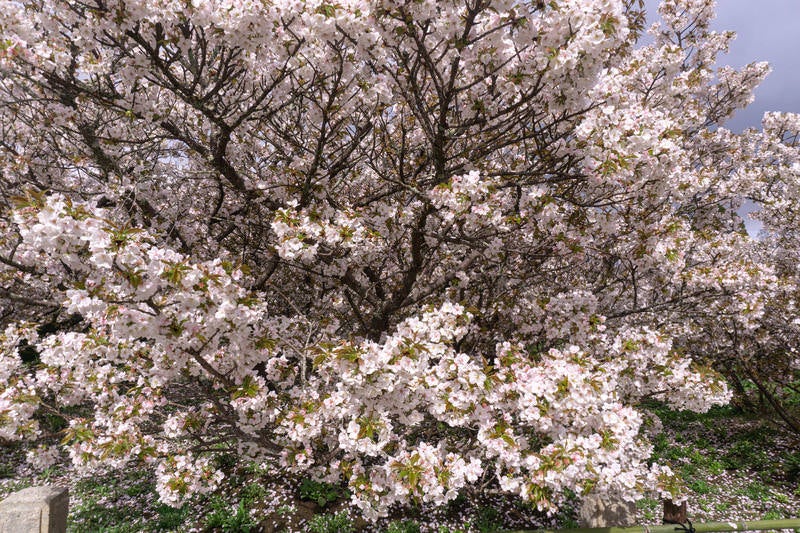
<box><xmin>1</xmin><ymin>404</ymin><xmax>798</xmax><ymax>532</ymax></box>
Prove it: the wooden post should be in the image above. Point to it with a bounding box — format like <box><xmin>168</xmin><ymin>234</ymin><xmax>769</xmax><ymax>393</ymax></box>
<box><xmin>663</xmin><ymin>499</ymin><xmax>687</xmax><ymax>524</ymax></box>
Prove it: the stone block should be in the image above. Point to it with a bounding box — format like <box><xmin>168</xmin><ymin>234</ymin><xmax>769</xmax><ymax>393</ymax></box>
<box><xmin>579</xmin><ymin>493</ymin><xmax>637</xmax><ymax>528</ymax></box>
<box><xmin>0</xmin><ymin>486</ymin><xmax>69</xmax><ymax>533</ymax></box>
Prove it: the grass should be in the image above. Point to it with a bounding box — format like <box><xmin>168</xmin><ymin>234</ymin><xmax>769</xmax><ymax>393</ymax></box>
<box><xmin>783</xmin><ymin>450</ymin><xmax>800</xmax><ymax>482</ymax></box>
<box><xmin>308</xmin><ymin>511</ymin><xmax>354</xmax><ymax>533</ymax></box>
<box><xmin>205</xmin><ymin>497</ymin><xmax>258</xmax><ymax>532</ymax></box>
<box><xmin>473</xmin><ymin>506</ymin><xmax>503</xmax><ymax>533</ymax></box>
<box><xmin>154</xmin><ymin>504</ymin><xmax>188</xmax><ymax>531</ymax></box>
<box><xmin>636</xmin><ymin>401</ymin><xmax>800</xmax><ymax>526</ymax></box>
<box><xmin>0</xmin><ymin>463</ymin><xmax>15</xmax><ymax>479</ymax></box>
<box><xmin>762</xmin><ymin>509</ymin><xmax>786</xmax><ymax>520</ymax></box>
<box><xmin>688</xmin><ymin>479</ymin><xmax>715</xmax><ymax>495</ymax></box>
<box><xmin>298</xmin><ymin>478</ymin><xmax>346</xmax><ymax>508</ymax></box>
<box><xmin>735</xmin><ymin>481</ymin><xmax>772</xmax><ymax>501</ymax></box>
<box><xmin>385</xmin><ymin>520</ymin><xmax>421</xmax><ymax>533</ymax></box>
<box><xmin>636</xmin><ymin>498</ymin><xmax>660</xmax><ymax>522</ymax></box>
<box><xmin>68</xmin><ymin>470</ymin><xmax>157</xmax><ymax>533</ymax></box>
<box><xmin>713</xmin><ymin>501</ymin><xmax>731</xmax><ymax>514</ymax></box>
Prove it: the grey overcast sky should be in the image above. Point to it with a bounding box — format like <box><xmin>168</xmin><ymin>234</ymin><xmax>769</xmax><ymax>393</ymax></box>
<box><xmin>644</xmin><ymin>0</ymin><xmax>800</xmax><ymax>131</ymax></box>
<box><xmin>643</xmin><ymin>1</ymin><xmax>800</xmax><ymax>235</ymax></box>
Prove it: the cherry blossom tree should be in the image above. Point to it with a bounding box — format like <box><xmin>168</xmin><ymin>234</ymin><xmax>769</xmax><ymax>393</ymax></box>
<box><xmin>0</xmin><ymin>0</ymin><xmax>794</xmax><ymax>519</ymax></box>
<box><xmin>687</xmin><ymin>112</ymin><xmax>800</xmax><ymax>434</ymax></box>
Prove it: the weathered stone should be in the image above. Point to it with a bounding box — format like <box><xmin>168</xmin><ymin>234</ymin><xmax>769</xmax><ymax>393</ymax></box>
<box><xmin>0</xmin><ymin>486</ymin><xmax>69</xmax><ymax>533</ymax></box>
<box><xmin>579</xmin><ymin>493</ymin><xmax>637</xmax><ymax>528</ymax></box>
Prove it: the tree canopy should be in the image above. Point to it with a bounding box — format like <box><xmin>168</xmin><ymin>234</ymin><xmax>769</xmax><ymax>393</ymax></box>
<box><xmin>1</xmin><ymin>0</ymin><xmax>798</xmax><ymax>519</ymax></box>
